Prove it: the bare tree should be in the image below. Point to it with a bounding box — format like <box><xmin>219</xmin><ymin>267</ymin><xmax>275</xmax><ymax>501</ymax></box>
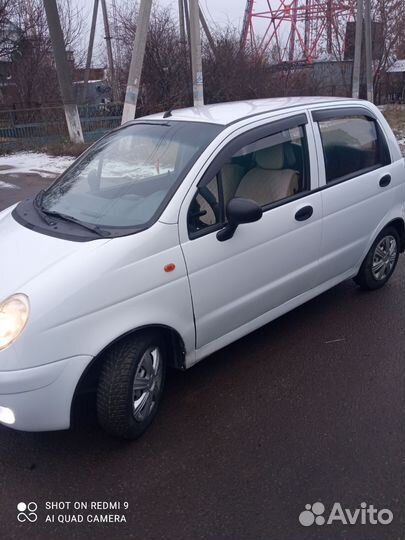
<box><xmin>372</xmin><ymin>0</ymin><xmax>405</xmax><ymax>98</ymax></box>
<box><xmin>6</xmin><ymin>0</ymin><xmax>84</xmax><ymax>107</ymax></box>
<box><xmin>116</xmin><ymin>3</ymin><xmax>191</xmax><ymax>112</ymax></box>
<box><xmin>0</xmin><ymin>0</ymin><xmax>20</xmax><ymax>59</ymax></box>
<box><xmin>203</xmin><ymin>27</ymin><xmax>269</xmax><ymax>103</ymax></box>
<box><xmin>115</xmin><ymin>4</ymin><xmax>273</xmax><ymax>114</ymax></box>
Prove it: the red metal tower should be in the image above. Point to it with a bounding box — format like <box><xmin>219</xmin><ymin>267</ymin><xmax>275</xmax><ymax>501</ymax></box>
<box><xmin>241</xmin><ymin>0</ymin><xmax>357</xmax><ymax>63</ymax></box>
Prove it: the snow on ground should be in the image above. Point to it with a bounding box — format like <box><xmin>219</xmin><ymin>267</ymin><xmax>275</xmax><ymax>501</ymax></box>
<box><xmin>0</xmin><ymin>180</ymin><xmax>19</xmax><ymax>189</ymax></box>
<box><xmin>0</xmin><ymin>151</ymin><xmax>171</xmax><ymax>181</ymax></box>
<box><xmin>0</xmin><ymin>152</ymin><xmax>74</xmax><ymax>178</ymax></box>
<box><xmin>395</xmin><ymin>133</ymin><xmax>405</xmax><ymax>156</ymax></box>
<box><xmin>383</xmin><ymin>108</ymin><xmax>405</xmax><ymax>156</ymax></box>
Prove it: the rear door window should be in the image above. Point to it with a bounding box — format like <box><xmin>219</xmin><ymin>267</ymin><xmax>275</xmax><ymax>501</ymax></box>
<box><xmin>316</xmin><ymin>114</ymin><xmax>390</xmax><ymax>183</ymax></box>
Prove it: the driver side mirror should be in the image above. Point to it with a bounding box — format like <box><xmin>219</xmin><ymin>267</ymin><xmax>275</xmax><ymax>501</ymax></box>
<box><xmin>217</xmin><ymin>197</ymin><xmax>263</xmax><ymax>242</ymax></box>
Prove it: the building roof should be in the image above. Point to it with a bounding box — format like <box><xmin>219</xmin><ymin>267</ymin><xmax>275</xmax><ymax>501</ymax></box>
<box><xmin>387</xmin><ymin>60</ymin><xmax>405</xmax><ymax>73</ymax></box>
<box><xmin>144</xmin><ymin>96</ymin><xmax>349</xmax><ymax>126</ymax></box>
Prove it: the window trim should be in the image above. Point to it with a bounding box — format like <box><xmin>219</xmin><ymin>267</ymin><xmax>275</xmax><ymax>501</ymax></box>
<box><xmin>313</xmin><ymin>164</ymin><xmax>387</xmax><ymax>192</ymax></box>
<box><xmin>312</xmin><ymin>107</ymin><xmax>391</xmax><ymax>186</ymax></box>
<box><xmin>187</xmin><ymin>113</ymin><xmax>310</xmax><ymax>240</ymax></box>
<box><xmin>187</xmin><ymin>176</ymin><xmax>224</xmax><ymax>239</ymax></box>
<box><xmin>297</xmin><ymin>123</ymin><xmax>311</xmax><ymax>193</ymax></box>
<box><xmin>311</xmin><ymin>106</ymin><xmax>378</xmax><ymax>122</ymax></box>
<box><xmin>260</xmin><ymin>188</ymin><xmax>312</xmax><ymax>212</ymax></box>
<box><xmin>198</xmin><ymin>113</ymin><xmax>308</xmax><ymax>190</ymax></box>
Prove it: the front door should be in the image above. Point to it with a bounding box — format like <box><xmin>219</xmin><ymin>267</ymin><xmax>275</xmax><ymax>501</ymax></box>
<box><xmin>180</xmin><ymin>113</ymin><xmax>322</xmax><ymax>351</ymax></box>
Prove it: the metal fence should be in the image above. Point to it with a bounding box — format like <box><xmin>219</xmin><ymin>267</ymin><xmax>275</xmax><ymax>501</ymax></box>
<box><xmin>0</xmin><ymin>103</ymin><xmax>123</xmax><ymax>151</ymax></box>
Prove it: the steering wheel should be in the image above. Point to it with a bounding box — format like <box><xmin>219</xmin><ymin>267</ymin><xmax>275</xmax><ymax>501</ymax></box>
<box><xmin>188</xmin><ymin>185</ymin><xmax>220</xmax><ymax>233</ymax></box>
<box><xmin>198</xmin><ymin>185</ymin><xmax>220</xmax><ymax>221</ymax></box>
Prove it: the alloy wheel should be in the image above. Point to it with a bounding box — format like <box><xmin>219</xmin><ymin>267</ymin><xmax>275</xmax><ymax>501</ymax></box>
<box><xmin>132</xmin><ymin>346</ymin><xmax>163</xmax><ymax>422</ymax></box>
<box><xmin>371</xmin><ymin>235</ymin><xmax>397</xmax><ymax>281</ymax></box>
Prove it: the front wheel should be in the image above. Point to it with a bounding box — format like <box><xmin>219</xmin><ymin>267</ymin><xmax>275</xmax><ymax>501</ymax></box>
<box><xmin>97</xmin><ymin>332</ymin><xmax>166</xmax><ymax>439</ymax></box>
<box><xmin>354</xmin><ymin>227</ymin><xmax>400</xmax><ymax>290</ymax></box>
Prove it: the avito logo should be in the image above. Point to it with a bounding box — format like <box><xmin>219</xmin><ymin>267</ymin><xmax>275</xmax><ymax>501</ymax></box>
<box><xmin>299</xmin><ymin>502</ymin><xmax>393</xmax><ymax>527</ymax></box>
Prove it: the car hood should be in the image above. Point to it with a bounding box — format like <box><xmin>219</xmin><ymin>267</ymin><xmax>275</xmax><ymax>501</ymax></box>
<box><xmin>0</xmin><ymin>206</ymin><xmax>110</xmax><ymax>302</ymax></box>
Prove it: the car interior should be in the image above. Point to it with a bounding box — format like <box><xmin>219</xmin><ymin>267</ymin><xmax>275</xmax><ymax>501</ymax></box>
<box><xmin>322</xmin><ymin>144</ymin><xmax>372</xmax><ymax>182</ymax></box>
<box><xmin>188</xmin><ymin>138</ymin><xmax>306</xmax><ymax>234</ymax></box>
<box><xmin>319</xmin><ymin>117</ymin><xmax>381</xmax><ymax>182</ymax></box>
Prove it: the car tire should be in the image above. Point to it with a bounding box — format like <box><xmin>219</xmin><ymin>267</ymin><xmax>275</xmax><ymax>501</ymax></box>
<box><xmin>354</xmin><ymin>226</ymin><xmax>400</xmax><ymax>290</ymax></box>
<box><xmin>97</xmin><ymin>331</ymin><xmax>167</xmax><ymax>439</ymax></box>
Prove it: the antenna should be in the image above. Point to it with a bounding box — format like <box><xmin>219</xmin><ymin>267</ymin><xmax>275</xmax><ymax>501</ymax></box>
<box><xmin>163</xmin><ymin>108</ymin><xmax>173</xmax><ymax>118</ymax></box>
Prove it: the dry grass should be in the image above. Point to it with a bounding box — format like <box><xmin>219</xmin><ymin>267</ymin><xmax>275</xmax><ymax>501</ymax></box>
<box><xmin>0</xmin><ymin>141</ymin><xmax>91</xmax><ymax>158</ymax></box>
<box><xmin>0</xmin><ymin>146</ymin><xmax>12</xmax><ymax>156</ymax></box>
<box><xmin>382</xmin><ymin>106</ymin><xmax>405</xmax><ymax>155</ymax></box>
<box><xmin>41</xmin><ymin>141</ymin><xmax>91</xmax><ymax>157</ymax></box>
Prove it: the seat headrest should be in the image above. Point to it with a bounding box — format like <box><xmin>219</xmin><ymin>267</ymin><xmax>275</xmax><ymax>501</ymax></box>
<box><xmin>283</xmin><ymin>143</ymin><xmax>297</xmax><ymax>169</ymax></box>
<box><xmin>255</xmin><ymin>144</ymin><xmax>284</xmax><ymax>170</ymax></box>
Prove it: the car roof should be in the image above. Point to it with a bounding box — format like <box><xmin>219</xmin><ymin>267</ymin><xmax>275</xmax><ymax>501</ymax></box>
<box><xmin>142</xmin><ymin>96</ymin><xmax>352</xmax><ymax>126</ymax></box>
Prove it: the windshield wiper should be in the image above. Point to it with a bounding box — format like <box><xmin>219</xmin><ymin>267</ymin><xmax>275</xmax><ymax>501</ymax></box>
<box><xmin>33</xmin><ymin>190</ymin><xmax>56</xmax><ymax>226</ymax></box>
<box><xmin>34</xmin><ymin>189</ymin><xmax>110</xmax><ymax>237</ymax></box>
<box><xmin>41</xmin><ymin>209</ymin><xmax>110</xmax><ymax>237</ymax></box>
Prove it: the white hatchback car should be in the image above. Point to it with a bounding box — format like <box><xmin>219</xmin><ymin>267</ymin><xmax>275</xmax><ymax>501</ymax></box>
<box><xmin>0</xmin><ymin>97</ymin><xmax>404</xmax><ymax>439</ymax></box>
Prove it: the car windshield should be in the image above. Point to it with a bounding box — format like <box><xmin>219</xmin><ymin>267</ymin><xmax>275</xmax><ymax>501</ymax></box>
<box><xmin>41</xmin><ymin>121</ymin><xmax>221</xmax><ymax>232</ymax></box>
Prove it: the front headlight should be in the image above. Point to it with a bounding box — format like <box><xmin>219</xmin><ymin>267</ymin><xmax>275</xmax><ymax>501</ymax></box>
<box><xmin>0</xmin><ymin>294</ymin><xmax>30</xmax><ymax>351</ymax></box>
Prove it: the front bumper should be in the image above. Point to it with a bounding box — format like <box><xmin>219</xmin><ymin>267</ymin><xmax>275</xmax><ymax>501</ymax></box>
<box><xmin>0</xmin><ymin>355</ymin><xmax>93</xmax><ymax>431</ymax></box>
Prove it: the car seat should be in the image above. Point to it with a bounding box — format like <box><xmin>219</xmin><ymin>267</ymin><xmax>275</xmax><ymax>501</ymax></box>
<box><xmin>235</xmin><ymin>144</ymin><xmax>299</xmax><ymax>206</ymax></box>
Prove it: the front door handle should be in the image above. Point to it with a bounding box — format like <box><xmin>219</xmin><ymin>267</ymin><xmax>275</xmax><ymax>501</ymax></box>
<box><xmin>295</xmin><ymin>205</ymin><xmax>313</xmax><ymax>222</ymax></box>
<box><xmin>379</xmin><ymin>174</ymin><xmax>391</xmax><ymax>188</ymax></box>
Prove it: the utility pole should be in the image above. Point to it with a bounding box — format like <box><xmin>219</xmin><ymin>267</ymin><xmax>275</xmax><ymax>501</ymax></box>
<box><xmin>100</xmin><ymin>0</ymin><xmax>116</xmax><ymax>101</ymax></box>
<box><xmin>288</xmin><ymin>0</ymin><xmax>298</xmax><ymax>62</ymax></box>
<box><xmin>179</xmin><ymin>0</ymin><xmax>189</xmax><ymax>68</ymax></box>
<box><xmin>199</xmin><ymin>7</ymin><xmax>215</xmax><ymax>53</ymax></box>
<box><xmin>111</xmin><ymin>0</ymin><xmax>123</xmax><ymax>80</ymax></box>
<box><xmin>326</xmin><ymin>0</ymin><xmax>332</xmax><ymax>54</ymax></box>
<box><xmin>352</xmin><ymin>0</ymin><xmax>363</xmax><ymax>98</ymax></box>
<box><xmin>183</xmin><ymin>0</ymin><xmax>191</xmax><ymax>51</ymax></box>
<box><xmin>43</xmin><ymin>0</ymin><xmax>84</xmax><ymax>143</ymax></box>
<box><xmin>83</xmin><ymin>0</ymin><xmax>99</xmax><ymax>104</ymax></box>
<box><xmin>304</xmin><ymin>0</ymin><xmax>311</xmax><ymax>58</ymax></box>
<box><xmin>121</xmin><ymin>0</ymin><xmax>153</xmax><ymax>124</ymax></box>
<box><xmin>178</xmin><ymin>0</ymin><xmax>186</xmax><ymax>46</ymax></box>
<box><xmin>189</xmin><ymin>0</ymin><xmax>204</xmax><ymax>106</ymax></box>
<box><xmin>363</xmin><ymin>0</ymin><xmax>374</xmax><ymax>101</ymax></box>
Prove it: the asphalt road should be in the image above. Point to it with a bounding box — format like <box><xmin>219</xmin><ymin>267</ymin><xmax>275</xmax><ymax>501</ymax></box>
<box><xmin>0</xmin><ymin>173</ymin><xmax>404</xmax><ymax>540</ymax></box>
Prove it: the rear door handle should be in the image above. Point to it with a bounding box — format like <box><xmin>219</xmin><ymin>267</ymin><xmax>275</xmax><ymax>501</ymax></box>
<box><xmin>379</xmin><ymin>174</ymin><xmax>391</xmax><ymax>188</ymax></box>
<box><xmin>295</xmin><ymin>205</ymin><xmax>313</xmax><ymax>222</ymax></box>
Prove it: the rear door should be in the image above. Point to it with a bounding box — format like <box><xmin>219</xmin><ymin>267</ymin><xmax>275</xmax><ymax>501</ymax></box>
<box><xmin>311</xmin><ymin>107</ymin><xmax>395</xmax><ymax>283</ymax></box>
<box><xmin>179</xmin><ymin>112</ymin><xmax>323</xmax><ymax>351</ymax></box>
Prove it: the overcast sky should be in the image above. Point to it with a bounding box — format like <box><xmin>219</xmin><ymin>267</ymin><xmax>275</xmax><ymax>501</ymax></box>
<box><xmin>73</xmin><ymin>0</ymin><xmax>248</xmax><ymax>63</ymax></box>
<box><xmin>163</xmin><ymin>0</ymin><xmax>247</xmax><ymax>27</ymax></box>
<box><xmin>74</xmin><ymin>0</ymin><xmax>247</xmax><ymax>28</ymax></box>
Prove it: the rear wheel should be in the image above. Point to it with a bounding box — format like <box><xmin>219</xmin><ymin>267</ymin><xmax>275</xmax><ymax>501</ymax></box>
<box><xmin>97</xmin><ymin>331</ymin><xmax>166</xmax><ymax>439</ymax></box>
<box><xmin>354</xmin><ymin>227</ymin><xmax>400</xmax><ymax>290</ymax></box>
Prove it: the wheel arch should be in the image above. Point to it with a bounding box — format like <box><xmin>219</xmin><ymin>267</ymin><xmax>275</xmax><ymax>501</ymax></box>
<box><xmin>359</xmin><ymin>216</ymin><xmax>405</xmax><ymax>270</ymax></box>
<box><xmin>70</xmin><ymin>324</ymin><xmax>186</xmax><ymax>426</ymax></box>
<box><xmin>385</xmin><ymin>217</ymin><xmax>405</xmax><ymax>252</ymax></box>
